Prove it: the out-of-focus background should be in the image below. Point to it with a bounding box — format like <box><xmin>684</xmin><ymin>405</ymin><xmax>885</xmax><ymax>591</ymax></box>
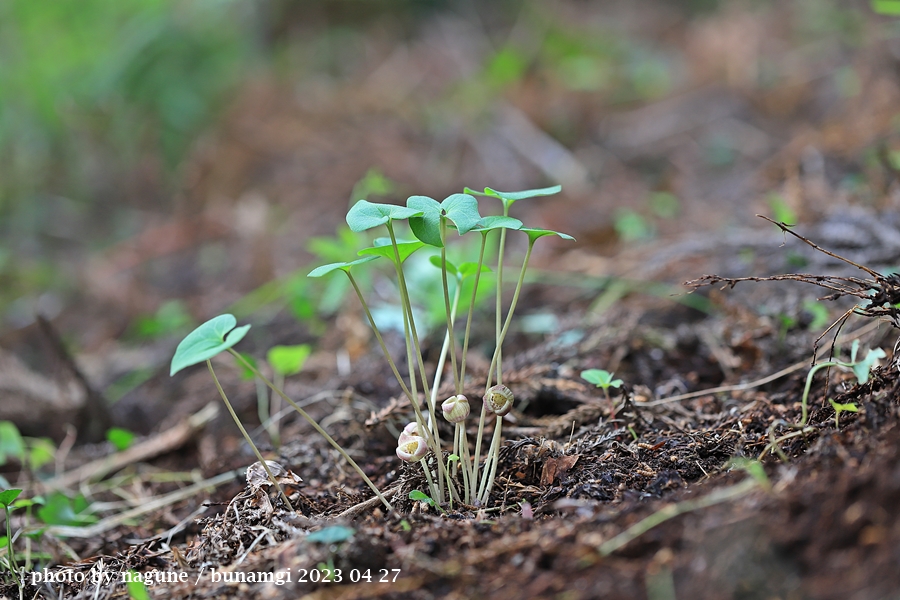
<box><xmin>2</xmin><ymin>0</ymin><xmax>900</xmax><ymax>435</ymax></box>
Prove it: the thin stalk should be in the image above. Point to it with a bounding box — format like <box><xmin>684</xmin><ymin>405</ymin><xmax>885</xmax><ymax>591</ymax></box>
<box><xmin>429</xmin><ymin>279</ymin><xmax>462</xmax><ymax>411</ymax></box>
<box><xmin>456</xmin><ymin>423</ymin><xmax>472</xmax><ymax>504</ymax></box>
<box><xmin>346</xmin><ymin>272</ymin><xmax>414</xmax><ymax>403</ymax></box>
<box><xmin>471</xmin><ymin>403</ymin><xmax>488</xmax><ymax>498</ymax></box>
<box><xmin>5</xmin><ymin>506</ymin><xmax>20</xmax><ymax>590</ymax></box>
<box><xmin>228</xmin><ymin>350</ymin><xmax>393</xmax><ymax>511</ymax></box>
<box><xmin>385</xmin><ymin>223</ymin><xmax>449</xmax><ymax>501</ymax></box>
<box><xmin>421</xmin><ymin>460</ymin><xmax>440</xmax><ymax>503</ymax></box>
<box><xmin>255</xmin><ymin>376</ymin><xmax>272</xmax><ymax>444</ymax></box>
<box><xmin>478</xmin><ymin>418</ymin><xmax>504</xmax><ymax>504</ymax></box>
<box><xmin>476</xmin><ymin>239</ymin><xmax>537</xmax><ymax>505</ymax></box>
<box><xmin>207</xmin><ymin>361</ymin><xmax>294</xmax><ymax>511</ymax></box>
<box><xmin>495</xmin><ymin>209</ymin><xmax>510</xmax><ymax>386</ymax></box>
<box><xmin>270</xmin><ymin>372</ymin><xmax>284</xmax><ymax>448</ymax></box>
<box><xmin>439</xmin><ymin>218</ymin><xmax>461</xmax><ymax>394</ymax></box>
<box><xmin>459</xmin><ymin>232</ymin><xmax>488</xmax><ymax>387</ymax></box>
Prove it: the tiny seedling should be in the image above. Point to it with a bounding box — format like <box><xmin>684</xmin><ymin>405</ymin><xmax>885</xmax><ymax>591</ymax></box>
<box><xmin>171</xmin><ymin>314</ymin><xmax>392</xmax><ymax>511</ymax></box>
<box><xmin>829</xmin><ymin>399</ymin><xmax>858</xmax><ymax>428</ymax></box>
<box><xmin>264</xmin><ymin>344</ymin><xmax>311</xmax><ymax>448</ymax></box>
<box><xmin>409</xmin><ymin>490</ymin><xmax>445</xmax><ymax>513</ymax></box>
<box><xmin>0</xmin><ymin>488</ymin><xmax>22</xmax><ymax>590</ymax></box>
<box><xmin>106</xmin><ymin>427</ymin><xmax>136</xmax><ymax>452</ymax></box>
<box><xmin>761</xmin><ymin>340</ymin><xmax>886</xmax><ymax>461</ymax></box>
<box><xmin>581</xmin><ymin>369</ymin><xmax>624</xmax><ymax>419</ymax></box>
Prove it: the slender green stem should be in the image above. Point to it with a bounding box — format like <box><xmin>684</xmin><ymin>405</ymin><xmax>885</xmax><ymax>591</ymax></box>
<box><xmin>207</xmin><ymin>361</ymin><xmax>294</xmax><ymax>511</ymax></box>
<box><xmin>270</xmin><ymin>372</ymin><xmax>284</xmax><ymax>449</ymax></box>
<box><xmin>439</xmin><ymin>218</ymin><xmax>461</xmax><ymax>394</ymax></box>
<box><xmin>495</xmin><ymin>208</ymin><xmax>510</xmax><ymax>386</ymax></box>
<box><xmin>385</xmin><ymin>223</ymin><xmax>450</xmax><ymax>501</ymax></box>
<box><xmin>484</xmin><ymin>239</ymin><xmax>535</xmax><ymax>392</ymax></box>
<box><xmin>430</xmin><ymin>280</ymin><xmax>462</xmax><ymax>412</ymax></box>
<box><xmin>346</xmin><ymin>272</ymin><xmax>414</xmax><ymax>403</ymax></box>
<box><xmin>478</xmin><ymin>418</ymin><xmax>504</xmax><ymax>504</ymax></box>
<box><xmin>457</xmin><ymin>423</ymin><xmax>472</xmax><ymax>504</ymax></box>
<box><xmin>228</xmin><ymin>350</ymin><xmax>393</xmax><ymax>511</ymax></box>
<box><xmin>800</xmin><ymin>361</ymin><xmax>840</xmax><ymax>426</ymax></box>
<box><xmin>459</xmin><ymin>233</ymin><xmax>488</xmax><ymax>388</ymax></box>
<box><xmin>420</xmin><ymin>460</ymin><xmax>440</xmax><ymax>503</ymax></box>
<box><xmin>5</xmin><ymin>506</ymin><xmax>20</xmax><ymax>590</ymax></box>
<box><xmin>471</xmin><ymin>403</ymin><xmax>488</xmax><ymax>498</ymax></box>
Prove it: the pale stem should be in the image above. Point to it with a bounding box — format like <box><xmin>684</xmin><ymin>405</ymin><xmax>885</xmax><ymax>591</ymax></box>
<box><xmin>207</xmin><ymin>360</ymin><xmax>294</xmax><ymax>510</ymax></box>
<box><xmin>439</xmin><ymin>217</ymin><xmax>461</xmax><ymax>394</ymax></box>
<box><xmin>228</xmin><ymin>350</ymin><xmax>393</xmax><ymax>511</ymax></box>
<box><xmin>270</xmin><ymin>372</ymin><xmax>284</xmax><ymax>448</ymax></box>
<box><xmin>420</xmin><ymin>459</ymin><xmax>439</xmax><ymax>504</ymax></box>
<box><xmin>459</xmin><ymin>232</ymin><xmax>488</xmax><ymax>387</ymax></box>
<box><xmin>346</xmin><ymin>272</ymin><xmax>413</xmax><ymax>403</ymax></box>
<box><xmin>429</xmin><ymin>279</ymin><xmax>462</xmax><ymax>412</ymax></box>
<box><xmin>478</xmin><ymin>417</ymin><xmax>504</xmax><ymax>504</ymax></box>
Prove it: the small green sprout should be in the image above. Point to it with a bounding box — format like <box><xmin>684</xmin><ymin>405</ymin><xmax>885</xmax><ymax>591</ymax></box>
<box><xmin>264</xmin><ymin>344</ymin><xmax>311</xmax><ymax>447</ymax></box>
<box><xmin>171</xmin><ymin>314</ymin><xmax>392</xmax><ymax>511</ymax></box>
<box><xmin>829</xmin><ymin>399</ymin><xmax>858</xmax><ymax>428</ymax></box>
<box><xmin>581</xmin><ymin>369</ymin><xmax>624</xmax><ymax>419</ymax></box>
<box><xmin>0</xmin><ymin>488</ymin><xmax>22</xmax><ymax>589</ymax></box>
<box><xmin>106</xmin><ymin>427</ymin><xmax>136</xmax><ymax>452</ymax></box>
<box><xmin>409</xmin><ymin>489</ymin><xmax>445</xmax><ymax>513</ymax></box>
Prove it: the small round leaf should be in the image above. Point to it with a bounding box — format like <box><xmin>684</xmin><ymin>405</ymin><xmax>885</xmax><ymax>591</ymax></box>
<box><xmin>346</xmin><ymin>200</ymin><xmax>423</xmax><ymax>232</ymax></box>
<box><xmin>170</xmin><ymin>314</ymin><xmax>251</xmax><ymax>376</ymax></box>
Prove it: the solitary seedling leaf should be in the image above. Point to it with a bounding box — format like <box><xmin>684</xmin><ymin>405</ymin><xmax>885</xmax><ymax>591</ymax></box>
<box><xmin>308</xmin><ymin>256</ymin><xmax>378</xmax><ymax>278</ymax></box>
<box><xmin>346</xmin><ymin>200</ymin><xmax>423</xmax><ymax>232</ymax></box>
<box><xmin>267</xmin><ymin>344</ymin><xmax>311</xmax><ymax>376</ymax></box>
<box><xmin>429</xmin><ymin>255</ymin><xmax>458</xmax><ymax>276</ymax></box>
<box><xmin>0</xmin><ymin>421</ymin><xmax>25</xmax><ymax>466</ymax></box>
<box><xmin>408</xmin><ymin>194</ymin><xmax>482</xmax><ymax>247</ymax></box>
<box><xmin>521</xmin><ymin>227</ymin><xmax>576</xmax><ymax>243</ymax></box>
<box><xmin>464</xmin><ymin>185</ymin><xmax>562</xmax><ymax>210</ymax></box>
<box><xmin>358</xmin><ymin>238</ymin><xmax>424</xmax><ymax>263</ymax></box>
<box><xmin>829</xmin><ymin>398</ymin><xmax>859</xmax><ymax>428</ymax></box>
<box><xmin>581</xmin><ymin>369</ymin><xmax>623</xmax><ymax>389</ymax></box>
<box><xmin>106</xmin><ymin>428</ymin><xmax>136</xmax><ymax>452</ymax></box>
<box><xmin>0</xmin><ymin>489</ymin><xmax>22</xmax><ymax>508</ymax></box>
<box><xmin>471</xmin><ymin>215</ymin><xmax>523</xmax><ymax>232</ymax></box>
<box><xmin>37</xmin><ymin>492</ymin><xmax>98</xmax><ymax>526</ymax></box>
<box><xmin>851</xmin><ymin>348</ymin><xmax>886</xmax><ymax>385</ymax></box>
<box><xmin>126</xmin><ymin>572</ymin><xmax>152</xmax><ymax>600</ymax></box>
<box><xmin>306</xmin><ymin>525</ymin><xmax>355</xmax><ymax>544</ymax></box>
<box><xmin>409</xmin><ymin>489</ymin><xmax>435</xmax><ymax>506</ymax></box>
<box><xmin>170</xmin><ymin>314</ymin><xmax>251</xmax><ymax>376</ymax></box>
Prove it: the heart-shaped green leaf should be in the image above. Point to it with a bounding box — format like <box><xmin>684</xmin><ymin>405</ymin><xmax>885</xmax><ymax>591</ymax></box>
<box><xmin>0</xmin><ymin>489</ymin><xmax>22</xmax><ymax>508</ymax></box>
<box><xmin>346</xmin><ymin>200</ymin><xmax>423</xmax><ymax>232</ymax></box>
<box><xmin>464</xmin><ymin>185</ymin><xmax>562</xmax><ymax>210</ymax></box>
<box><xmin>472</xmin><ymin>215</ymin><xmax>523</xmax><ymax>232</ymax></box>
<box><xmin>170</xmin><ymin>314</ymin><xmax>251</xmax><ymax>376</ymax></box>
<box><xmin>521</xmin><ymin>227</ymin><xmax>575</xmax><ymax>243</ymax></box>
<box><xmin>308</xmin><ymin>256</ymin><xmax>378</xmax><ymax>278</ymax></box>
<box><xmin>408</xmin><ymin>194</ymin><xmax>482</xmax><ymax>247</ymax></box>
<box><xmin>358</xmin><ymin>239</ymin><xmax>424</xmax><ymax>264</ymax></box>
<box><xmin>267</xmin><ymin>344</ymin><xmax>311</xmax><ymax>376</ymax></box>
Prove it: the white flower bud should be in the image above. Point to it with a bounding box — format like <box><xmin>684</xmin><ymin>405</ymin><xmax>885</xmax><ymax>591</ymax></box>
<box><xmin>441</xmin><ymin>394</ymin><xmax>470</xmax><ymax>423</ymax></box>
<box><xmin>484</xmin><ymin>384</ymin><xmax>514</xmax><ymax>416</ymax></box>
<box><xmin>398</xmin><ymin>422</ymin><xmax>424</xmax><ymax>444</ymax></box>
<box><xmin>396</xmin><ymin>435</ymin><xmax>429</xmax><ymax>462</ymax></box>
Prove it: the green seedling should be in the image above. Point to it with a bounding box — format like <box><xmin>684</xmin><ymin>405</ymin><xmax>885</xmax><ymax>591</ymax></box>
<box><xmin>0</xmin><ymin>421</ymin><xmax>55</xmax><ymax>473</ymax></box>
<box><xmin>171</xmin><ymin>314</ymin><xmax>392</xmax><ymax>511</ymax></box>
<box><xmin>829</xmin><ymin>399</ymin><xmax>858</xmax><ymax>428</ymax></box>
<box><xmin>762</xmin><ymin>340</ymin><xmax>886</xmax><ymax>461</ymax></box>
<box><xmin>306</xmin><ymin>525</ymin><xmax>355</xmax><ymax>544</ymax></box>
<box><xmin>264</xmin><ymin>344</ymin><xmax>311</xmax><ymax>448</ymax></box>
<box><xmin>125</xmin><ymin>571</ymin><xmax>152</xmax><ymax>600</ymax></box>
<box><xmin>409</xmin><ymin>490</ymin><xmax>445</xmax><ymax>513</ymax></box>
<box><xmin>0</xmin><ymin>489</ymin><xmax>22</xmax><ymax>590</ymax></box>
<box><xmin>37</xmin><ymin>492</ymin><xmax>98</xmax><ymax>527</ymax></box>
<box><xmin>106</xmin><ymin>427</ymin><xmax>136</xmax><ymax>452</ymax></box>
<box><xmin>581</xmin><ymin>369</ymin><xmax>624</xmax><ymax>419</ymax></box>
<box><xmin>310</xmin><ymin>186</ymin><xmax>572</xmax><ymax>509</ymax></box>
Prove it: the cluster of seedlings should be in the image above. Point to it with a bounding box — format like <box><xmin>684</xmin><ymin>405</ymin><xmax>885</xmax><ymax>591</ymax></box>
<box><xmin>169</xmin><ymin>185</ymin><xmax>573</xmax><ymax>511</ymax></box>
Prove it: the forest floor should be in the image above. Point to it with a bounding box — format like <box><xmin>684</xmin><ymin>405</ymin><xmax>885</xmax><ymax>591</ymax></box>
<box><xmin>3</xmin><ymin>2</ymin><xmax>900</xmax><ymax>599</ymax></box>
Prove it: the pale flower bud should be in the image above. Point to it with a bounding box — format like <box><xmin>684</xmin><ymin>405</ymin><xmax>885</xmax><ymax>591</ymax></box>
<box><xmin>484</xmin><ymin>384</ymin><xmax>514</xmax><ymax>416</ymax></box>
<box><xmin>441</xmin><ymin>394</ymin><xmax>470</xmax><ymax>423</ymax></box>
<box><xmin>396</xmin><ymin>435</ymin><xmax>429</xmax><ymax>462</ymax></box>
<box><xmin>398</xmin><ymin>422</ymin><xmax>424</xmax><ymax>444</ymax></box>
